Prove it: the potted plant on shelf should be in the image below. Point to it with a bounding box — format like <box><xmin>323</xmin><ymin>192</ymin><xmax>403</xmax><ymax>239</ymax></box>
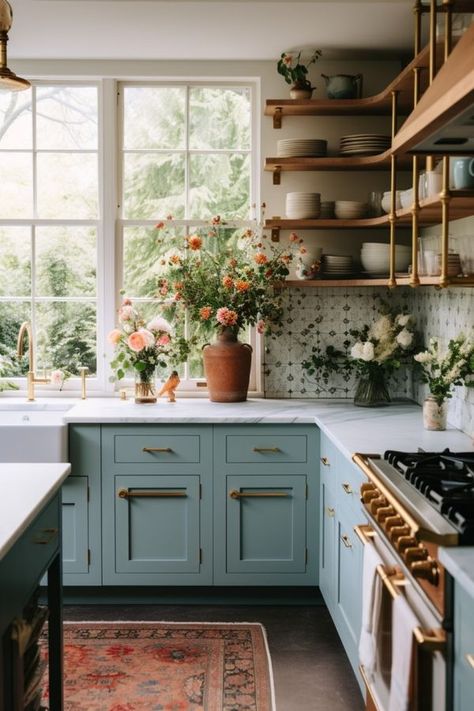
<box><xmin>156</xmin><ymin>215</ymin><xmax>304</xmax><ymax>402</ymax></box>
<box><xmin>414</xmin><ymin>333</ymin><xmax>474</xmax><ymax>430</ymax></box>
<box><xmin>302</xmin><ymin>307</ymin><xmax>417</xmax><ymax>407</ymax></box>
<box><xmin>277</xmin><ymin>49</ymin><xmax>322</xmax><ymax>99</ymax></box>
<box><xmin>108</xmin><ymin>296</ymin><xmax>189</xmax><ymax>403</ymax></box>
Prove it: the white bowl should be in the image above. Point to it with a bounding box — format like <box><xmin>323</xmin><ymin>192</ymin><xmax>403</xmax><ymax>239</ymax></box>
<box><xmin>400</xmin><ymin>189</ymin><xmax>413</xmax><ymax>210</ymax></box>
<box><xmin>381</xmin><ymin>191</ymin><xmax>402</xmax><ymax>214</ymax></box>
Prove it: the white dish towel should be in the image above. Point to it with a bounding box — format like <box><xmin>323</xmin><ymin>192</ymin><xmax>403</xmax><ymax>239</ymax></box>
<box><xmin>358</xmin><ymin>540</ymin><xmax>384</xmax><ymax>675</ymax></box>
<box><xmin>388</xmin><ymin>593</ymin><xmax>420</xmax><ymax>711</ymax></box>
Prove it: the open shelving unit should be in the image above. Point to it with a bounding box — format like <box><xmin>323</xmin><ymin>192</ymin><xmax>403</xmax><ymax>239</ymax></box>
<box><xmin>264</xmin><ymin>1</ymin><xmax>474</xmax><ymax>289</ymax></box>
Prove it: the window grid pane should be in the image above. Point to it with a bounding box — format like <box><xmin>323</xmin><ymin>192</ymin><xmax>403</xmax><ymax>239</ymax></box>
<box><xmin>0</xmin><ymin>83</ymin><xmax>99</xmax><ymax>380</ymax></box>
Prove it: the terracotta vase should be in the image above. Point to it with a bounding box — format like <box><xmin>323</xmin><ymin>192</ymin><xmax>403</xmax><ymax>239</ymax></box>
<box><xmin>202</xmin><ymin>329</ymin><xmax>253</xmax><ymax>403</ymax></box>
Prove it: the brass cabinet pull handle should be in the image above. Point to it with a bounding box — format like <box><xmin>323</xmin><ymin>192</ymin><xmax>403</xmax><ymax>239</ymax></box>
<box><xmin>320</xmin><ymin>457</ymin><xmax>330</xmax><ymax>466</ymax></box>
<box><xmin>466</xmin><ymin>654</ymin><xmax>474</xmax><ymax>670</ymax></box>
<box><xmin>326</xmin><ymin>506</ymin><xmax>335</xmax><ymax>517</ymax></box>
<box><xmin>118</xmin><ymin>488</ymin><xmax>186</xmax><ymax>499</ymax></box>
<box><xmin>342</xmin><ymin>482</ymin><xmax>353</xmax><ymax>494</ymax></box>
<box><xmin>341</xmin><ymin>534</ymin><xmax>353</xmax><ymax>549</ymax></box>
<box><xmin>252</xmin><ymin>447</ymin><xmax>281</xmax><ymax>453</ymax></box>
<box><xmin>142</xmin><ymin>447</ymin><xmax>173</xmax><ymax>453</ymax></box>
<box><xmin>229</xmin><ymin>489</ymin><xmax>288</xmax><ymax>499</ymax></box>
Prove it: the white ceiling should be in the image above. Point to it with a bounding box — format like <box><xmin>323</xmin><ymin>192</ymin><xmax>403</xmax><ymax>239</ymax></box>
<box><xmin>9</xmin><ymin>1</ymin><xmax>414</xmax><ymax>61</ymax></box>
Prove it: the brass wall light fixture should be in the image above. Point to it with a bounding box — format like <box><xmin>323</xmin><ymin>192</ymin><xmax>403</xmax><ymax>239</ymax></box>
<box><xmin>0</xmin><ymin>0</ymin><xmax>29</xmax><ymax>91</ymax></box>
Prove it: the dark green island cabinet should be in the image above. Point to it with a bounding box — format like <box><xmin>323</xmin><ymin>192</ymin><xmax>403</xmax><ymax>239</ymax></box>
<box><xmin>65</xmin><ymin>423</ymin><xmax>319</xmax><ymax>588</ymax></box>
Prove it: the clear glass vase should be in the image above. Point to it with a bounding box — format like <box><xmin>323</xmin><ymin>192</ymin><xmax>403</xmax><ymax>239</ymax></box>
<box><xmin>134</xmin><ymin>372</ymin><xmax>157</xmax><ymax>404</ymax></box>
<box><xmin>353</xmin><ymin>369</ymin><xmax>391</xmax><ymax>407</ymax></box>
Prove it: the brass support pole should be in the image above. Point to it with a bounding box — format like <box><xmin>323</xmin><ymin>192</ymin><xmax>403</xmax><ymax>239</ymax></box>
<box><xmin>389</xmin><ymin>91</ymin><xmax>398</xmax><ymax>289</ymax></box>
<box><xmin>443</xmin><ymin>0</ymin><xmax>454</xmax><ymax>60</ymax></box>
<box><xmin>410</xmin><ymin>155</ymin><xmax>421</xmax><ymax>288</ymax></box>
<box><xmin>410</xmin><ymin>67</ymin><xmax>421</xmax><ymax>288</ymax></box>
<box><xmin>440</xmin><ymin>156</ymin><xmax>451</xmax><ymax>288</ymax></box>
<box><xmin>426</xmin><ymin>0</ymin><xmax>438</xmax><ymax>173</ymax></box>
<box><xmin>413</xmin><ymin>1</ymin><xmax>423</xmax><ymax>57</ymax></box>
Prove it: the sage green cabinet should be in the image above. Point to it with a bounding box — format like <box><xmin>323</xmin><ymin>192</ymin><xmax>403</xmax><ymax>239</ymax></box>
<box><xmin>101</xmin><ymin>425</ymin><xmax>213</xmax><ymax>585</ymax></box>
<box><xmin>318</xmin><ymin>431</ymin><xmax>366</xmax><ymax>684</ymax></box>
<box><xmin>64</xmin><ymin>425</ymin><xmax>102</xmax><ymax>585</ymax></box>
<box><xmin>213</xmin><ymin>425</ymin><xmax>319</xmax><ymax>586</ymax></box>
<box><xmin>454</xmin><ymin>582</ymin><xmax>474</xmax><ymax>711</ymax></box>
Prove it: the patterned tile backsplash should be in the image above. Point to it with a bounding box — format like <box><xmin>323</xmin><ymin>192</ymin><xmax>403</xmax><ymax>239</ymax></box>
<box><xmin>263</xmin><ymin>286</ymin><xmax>474</xmax><ymax>436</ymax></box>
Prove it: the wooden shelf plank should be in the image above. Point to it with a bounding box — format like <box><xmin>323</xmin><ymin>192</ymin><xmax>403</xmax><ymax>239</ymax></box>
<box><xmin>265</xmin><ymin>151</ymin><xmax>413</xmax><ymax>173</ymax></box>
<box><xmin>265</xmin><ymin>191</ymin><xmax>474</xmax><ymax>231</ymax></box>
<box><xmin>265</xmin><ymin>43</ymin><xmax>440</xmax><ymax>121</ymax></box>
<box><xmin>282</xmin><ymin>275</ymin><xmax>474</xmax><ymax>288</ymax></box>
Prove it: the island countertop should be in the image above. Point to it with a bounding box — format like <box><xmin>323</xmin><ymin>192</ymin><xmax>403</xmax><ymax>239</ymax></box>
<box><xmin>64</xmin><ymin>398</ymin><xmax>473</xmax><ymax>461</ymax></box>
<box><xmin>0</xmin><ymin>463</ymin><xmax>71</xmax><ymax>560</ymax></box>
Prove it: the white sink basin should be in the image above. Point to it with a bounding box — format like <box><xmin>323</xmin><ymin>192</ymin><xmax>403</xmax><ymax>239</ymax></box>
<box><xmin>0</xmin><ymin>402</ymin><xmax>72</xmax><ymax>463</ymax></box>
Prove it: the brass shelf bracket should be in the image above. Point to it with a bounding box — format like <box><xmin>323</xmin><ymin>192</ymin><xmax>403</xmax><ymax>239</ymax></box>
<box><xmin>273</xmin><ymin>107</ymin><xmax>282</xmax><ymax>129</ymax></box>
<box><xmin>273</xmin><ymin>166</ymin><xmax>281</xmax><ymax>185</ymax></box>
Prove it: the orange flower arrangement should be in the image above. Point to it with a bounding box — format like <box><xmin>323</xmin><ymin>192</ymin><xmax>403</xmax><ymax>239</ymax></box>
<box><xmin>156</xmin><ymin>214</ymin><xmax>302</xmax><ymax>338</ymax></box>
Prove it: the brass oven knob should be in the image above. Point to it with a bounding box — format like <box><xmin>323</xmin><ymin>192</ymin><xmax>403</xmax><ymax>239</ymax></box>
<box><xmin>361</xmin><ymin>483</ymin><xmax>376</xmax><ymax>495</ymax></box>
<box><xmin>405</xmin><ymin>546</ymin><xmax>429</xmax><ymax>565</ymax></box>
<box><xmin>389</xmin><ymin>525</ymin><xmax>411</xmax><ymax>543</ymax></box>
<box><xmin>397</xmin><ymin>536</ymin><xmax>418</xmax><ymax>553</ymax></box>
<box><xmin>362</xmin><ymin>489</ymin><xmax>379</xmax><ymax>505</ymax></box>
<box><xmin>410</xmin><ymin>560</ymin><xmax>440</xmax><ymax>586</ymax></box>
<box><xmin>370</xmin><ymin>496</ymin><xmax>388</xmax><ymax>515</ymax></box>
<box><xmin>376</xmin><ymin>506</ymin><xmax>396</xmax><ymax>524</ymax></box>
<box><xmin>385</xmin><ymin>515</ymin><xmax>404</xmax><ymax>532</ymax></box>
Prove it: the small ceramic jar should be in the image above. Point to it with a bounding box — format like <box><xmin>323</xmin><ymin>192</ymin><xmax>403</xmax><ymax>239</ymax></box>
<box><xmin>422</xmin><ymin>396</ymin><xmax>447</xmax><ymax>431</ymax></box>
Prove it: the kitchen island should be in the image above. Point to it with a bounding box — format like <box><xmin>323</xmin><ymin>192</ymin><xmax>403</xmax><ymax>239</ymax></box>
<box><xmin>0</xmin><ymin>463</ymin><xmax>70</xmax><ymax>711</ymax></box>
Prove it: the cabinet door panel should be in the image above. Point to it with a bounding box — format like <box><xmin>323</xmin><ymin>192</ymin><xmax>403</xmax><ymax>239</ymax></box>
<box><xmin>320</xmin><ymin>481</ymin><xmax>336</xmax><ymax>610</ymax></box>
<box><xmin>226</xmin><ymin>475</ymin><xmax>307</xmax><ymax>574</ymax></box>
<box><xmin>225</xmin><ymin>434</ymin><xmax>307</xmax><ymax>463</ymax></box>
<box><xmin>337</xmin><ymin>518</ymin><xmax>363</xmax><ymax>646</ymax></box>
<box><xmin>115</xmin><ymin>475</ymin><xmax>200</xmax><ymax>574</ymax></box>
<box><xmin>62</xmin><ymin>476</ymin><xmax>89</xmax><ymax>575</ymax></box>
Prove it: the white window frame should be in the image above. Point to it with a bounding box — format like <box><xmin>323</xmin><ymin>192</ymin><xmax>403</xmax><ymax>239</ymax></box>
<box><xmin>115</xmin><ymin>80</ymin><xmax>262</xmax><ymax>395</ymax></box>
<box><xmin>0</xmin><ymin>76</ymin><xmax>263</xmax><ymax>397</ymax></box>
<box><xmin>0</xmin><ymin>79</ymin><xmax>105</xmax><ymax>394</ymax></box>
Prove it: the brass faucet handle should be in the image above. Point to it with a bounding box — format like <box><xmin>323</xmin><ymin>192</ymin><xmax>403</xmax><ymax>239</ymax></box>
<box><xmin>78</xmin><ymin>366</ymin><xmax>88</xmax><ymax>400</ymax></box>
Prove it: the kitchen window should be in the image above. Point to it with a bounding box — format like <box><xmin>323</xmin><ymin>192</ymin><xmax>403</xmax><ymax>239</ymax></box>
<box><xmin>117</xmin><ymin>82</ymin><xmax>257</xmax><ymax>390</ymax></box>
<box><xmin>0</xmin><ymin>79</ymin><xmax>258</xmax><ymax>393</ymax></box>
<box><xmin>0</xmin><ymin>83</ymin><xmax>100</xmax><ymax>386</ymax></box>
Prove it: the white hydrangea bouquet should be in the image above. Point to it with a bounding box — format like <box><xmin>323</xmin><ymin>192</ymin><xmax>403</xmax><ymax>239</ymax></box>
<box><xmin>414</xmin><ymin>333</ymin><xmax>474</xmax><ymax>406</ymax></box>
<box><xmin>302</xmin><ymin>305</ymin><xmax>417</xmax><ymax>406</ymax></box>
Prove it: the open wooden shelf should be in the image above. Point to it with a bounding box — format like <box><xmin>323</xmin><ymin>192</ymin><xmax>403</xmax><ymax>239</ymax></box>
<box><xmin>265</xmin><ymin>191</ymin><xmax>474</xmax><ymax>234</ymax></box>
<box><xmin>265</xmin><ymin>151</ymin><xmax>413</xmax><ymax>183</ymax></box>
<box><xmin>265</xmin><ymin>43</ymin><xmax>438</xmax><ymax>127</ymax></box>
<box><xmin>282</xmin><ymin>275</ymin><xmax>474</xmax><ymax>288</ymax></box>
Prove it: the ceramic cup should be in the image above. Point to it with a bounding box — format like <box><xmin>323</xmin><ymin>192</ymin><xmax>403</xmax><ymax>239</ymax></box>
<box><xmin>425</xmin><ymin>170</ymin><xmax>442</xmax><ymax>197</ymax></box>
<box><xmin>452</xmin><ymin>157</ymin><xmax>474</xmax><ymax>190</ymax></box>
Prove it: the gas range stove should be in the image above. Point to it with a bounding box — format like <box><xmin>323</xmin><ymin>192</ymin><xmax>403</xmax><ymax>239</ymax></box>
<box><xmin>384</xmin><ymin>449</ymin><xmax>474</xmax><ymax>544</ymax></box>
<box><xmin>353</xmin><ymin>449</ymin><xmax>474</xmax><ymax>617</ymax></box>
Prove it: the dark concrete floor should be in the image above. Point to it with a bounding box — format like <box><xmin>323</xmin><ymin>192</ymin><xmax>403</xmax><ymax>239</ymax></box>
<box><xmin>63</xmin><ymin>602</ymin><xmax>364</xmax><ymax>711</ymax></box>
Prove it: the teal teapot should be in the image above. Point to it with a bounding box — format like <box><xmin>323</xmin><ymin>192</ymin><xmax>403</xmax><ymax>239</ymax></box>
<box><xmin>321</xmin><ymin>73</ymin><xmax>363</xmax><ymax>100</ymax></box>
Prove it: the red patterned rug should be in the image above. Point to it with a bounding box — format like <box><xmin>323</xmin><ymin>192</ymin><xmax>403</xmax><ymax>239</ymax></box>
<box><xmin>43</xmin><ymin>621</ymin><xmax>275</xmax><ymax>711</ymax></box>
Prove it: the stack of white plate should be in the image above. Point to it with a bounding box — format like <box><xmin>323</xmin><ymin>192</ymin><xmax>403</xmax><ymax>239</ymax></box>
<box><xmin>320</xmin><ymin>201</ymin><xmax>335</xmax><ymax>219</ymax></box>
<box><xmin>323</xmin><ymin>254</ymin><xmax>353</xmax><ymax>277</ymax></box>
<box><xmin>277</xmin><ymin>138</ymin><xmax>327</xmax><ymax>158</ymax></box>
<box><xmin>286</xmin><ymin>192</ymin><xmax>321</xmax><ymax>219</ymax></box>
<box><xmin>361</xmin><ymin>242</ymin><xmax>411</xmax><ymax>275</ymax></box>
<box><xmin>334</xmin><ymin>200</ymin><xmax>368</xmax><ymax>219</ymax></box>
<box><xmin>339</xmin><ymin>134</ymin><xmax>391</xmax><ymax>156</ymax></box>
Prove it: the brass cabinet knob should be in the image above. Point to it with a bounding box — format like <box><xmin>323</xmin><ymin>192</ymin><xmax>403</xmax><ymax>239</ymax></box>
<box><xmin>376</xmin><ymin>505</ymin><xmax>396</xmax><ymax>524</ymax></box>
<box><xmin>320</xmin><ymin>457</ymin><xmax>330</xmax><ymax>467</ymax></box>
<box><xmin>385</xmin><ymin>515</ymin><xmax>404</xmax><ymax>532</ymax></box>
<box><xmin>342</xmin><ymin>482</ymin><xmax>353</xmax><ymax>495</ymax></box>
<box><xmin>370</xmin><ymin>496</ymin><xmax>388</xmax><ymax>515</ymax></box>
<box><xmin>410</xmin><ymin>560</ymin><xmax>440</xmax><ymax>585</ymax></box>
<box><xmin>397</xmin><ymin>535</ymin><xmax>418</xmax><ymax>553</ymax></box>
<box><xmin>389</xmin><ymin>525</ymin><xmax>411</xmax><ymax>543</ymax></box>
<box><xmin>404</xmin><ymin>546</ymin><xmax>429</xmax><ymax>565</ymax></box>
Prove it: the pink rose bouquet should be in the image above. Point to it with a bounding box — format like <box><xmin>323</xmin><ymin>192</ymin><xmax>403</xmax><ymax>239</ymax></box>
<box><xmin>108</xmin><ymin>296</ymin><xmax>188</xmax><ymax>386</ymax></box>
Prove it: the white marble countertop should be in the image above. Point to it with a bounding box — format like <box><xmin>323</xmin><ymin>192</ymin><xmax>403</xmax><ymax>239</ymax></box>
<box><xmin>65</xmin><ymin>398</ymin><xmax>473</xmax><ymax>461</ymax></box>
<box><xmin>0</xmin><ymin>463</ymin><xmax>71</xmax><ymax>560</ymax></box>
<box><xmin>439</xmin><ymin>548</ymin><xmax>474</xmax><ymax>599</ymax></box>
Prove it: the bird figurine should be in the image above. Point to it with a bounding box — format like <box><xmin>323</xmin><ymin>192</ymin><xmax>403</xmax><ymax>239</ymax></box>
<box><xmin>158</xmin><ymin>370</ymin><xmax>180</xmax><ymax>402</ymax></box>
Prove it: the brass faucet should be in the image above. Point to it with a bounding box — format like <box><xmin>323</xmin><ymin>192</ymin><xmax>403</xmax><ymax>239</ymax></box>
<box><xmin>16</xmin><ymin>321</ymin><xmax>50</xmax><ymax>401</ymax></box>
